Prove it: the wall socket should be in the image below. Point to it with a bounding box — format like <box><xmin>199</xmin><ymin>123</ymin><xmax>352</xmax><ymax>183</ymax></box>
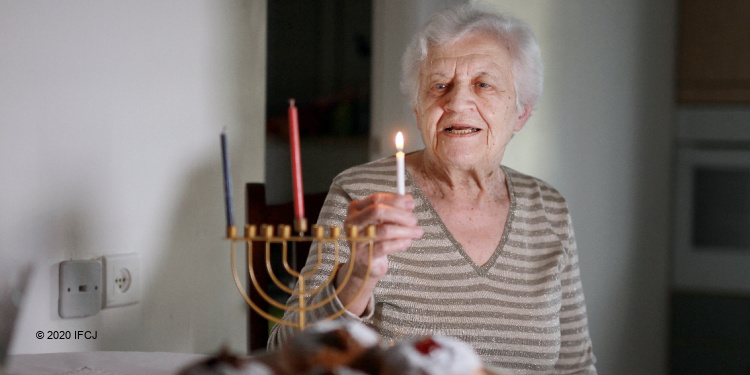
<box><xmin>102</xmin><ymin>253</ymin><xmax>140</xmax><ymax>308</ymax></box>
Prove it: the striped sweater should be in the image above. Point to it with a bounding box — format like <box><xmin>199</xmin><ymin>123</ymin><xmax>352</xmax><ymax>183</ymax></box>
<box><xmin>268</xmin><ymin>157</ymin><xmax>596</xmax><ymax>374</ymax></box>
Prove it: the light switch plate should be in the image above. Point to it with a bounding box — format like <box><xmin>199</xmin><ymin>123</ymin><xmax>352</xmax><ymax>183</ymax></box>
<box><xmin>58</xmin><ymin>260</ymin><xmax>102</xmax><ymax>318</ymax></box>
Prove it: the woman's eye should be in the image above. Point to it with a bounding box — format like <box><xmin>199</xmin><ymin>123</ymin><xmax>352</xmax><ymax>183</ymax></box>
<box><xmin>434</xmin><ymin>83</ymin><xmax>447</xmax><ymax>90</ymax></box>
<box><xmin>476</xmin><ymin>82</ymin><xmax>491</xmax><ymax>88</ymax></box>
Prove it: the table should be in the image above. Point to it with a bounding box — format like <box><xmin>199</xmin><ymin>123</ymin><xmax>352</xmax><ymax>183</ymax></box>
<box><xmin>4</xmin><ymin>351</ymin><xmax>512</xmax><ymax>375</ymax></box>
<box><xmin>4</xmin><ymin>351</ymin><xmax>207</xmax><ymax>375</ymax></box>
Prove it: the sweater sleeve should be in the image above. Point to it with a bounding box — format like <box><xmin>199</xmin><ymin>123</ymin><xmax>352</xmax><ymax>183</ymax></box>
<box><xmin>266</xmin><ymin>182</ymin><xmax>374</xmax><ymax>349</ymax></box>
<box><xmin>553</xmin><ymin>216</ymin><xmax>597</xmax><ymax>374</ymax></box>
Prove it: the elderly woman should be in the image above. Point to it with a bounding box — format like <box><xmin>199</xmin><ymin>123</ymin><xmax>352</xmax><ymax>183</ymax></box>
<box><xmin>269</xmin><ymin>4</ymin><xmax>596</xmax><ymax>374</ymax></box>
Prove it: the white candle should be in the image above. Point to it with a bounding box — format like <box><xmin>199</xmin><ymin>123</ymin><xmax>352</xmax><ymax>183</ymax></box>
<box><xmin>395</xmin><ymin>132</ymin><xmax>405</xmax><ymax>195</ymax></box>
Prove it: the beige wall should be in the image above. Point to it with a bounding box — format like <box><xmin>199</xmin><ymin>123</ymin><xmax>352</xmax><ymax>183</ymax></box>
<box><xmin>491</xmin><ymin>2</ymin><xmax>675</xmax><ymax>374</ymax></box>
<box><xmin>1</xmin><ymin>1</ymin><xmax>266</xmax><ymax>354</ymax></box>
<box><xmin>370</xmin><ymin>1</ymin><xmax>676</xmax><ymax>374</ymax></box>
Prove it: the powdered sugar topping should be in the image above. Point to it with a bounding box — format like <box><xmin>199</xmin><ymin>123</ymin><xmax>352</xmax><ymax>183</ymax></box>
<box><xmin>386</xmin><ymin>335</ymin><xmax>482</xmax><ymax>375</ymax></box>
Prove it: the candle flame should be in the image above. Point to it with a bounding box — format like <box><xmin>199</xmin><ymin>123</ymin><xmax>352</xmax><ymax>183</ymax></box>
<box><xmin>395</xmin><ymin>132</ymin><xmax>404</xmax><ymax>150</ymax></box>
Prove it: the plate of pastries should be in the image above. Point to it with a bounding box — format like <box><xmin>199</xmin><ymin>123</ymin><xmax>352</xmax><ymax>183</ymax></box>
<box><xmin>176</xmin><ymin>320</ymin><xmax>508</xmax><ymax>375</ymax></box>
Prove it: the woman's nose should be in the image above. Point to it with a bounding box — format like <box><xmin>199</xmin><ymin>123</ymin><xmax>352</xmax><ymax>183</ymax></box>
<box><xmin>443</xmin><ymin>84</ymin><xmax>475</xmax><ymax>113</ymax></box>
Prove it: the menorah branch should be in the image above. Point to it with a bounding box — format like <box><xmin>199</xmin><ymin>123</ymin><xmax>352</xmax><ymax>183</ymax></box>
<box><xmin>227</xmin><ymin>224</ymin><xmax>376</xmax><ymax>332</ymax></box>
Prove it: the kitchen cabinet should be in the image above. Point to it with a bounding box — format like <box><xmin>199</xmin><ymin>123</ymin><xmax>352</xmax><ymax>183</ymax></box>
<box><xmin>678</xmin><ymin>0</ymin><xmax>750</xmax><ymax>103</ymax></box>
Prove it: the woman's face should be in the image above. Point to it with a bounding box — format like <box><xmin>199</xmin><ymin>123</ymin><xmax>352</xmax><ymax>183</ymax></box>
<box><xmin>415</xmin><ymin>31</ymin><xmax>531</xmax><ymax>171</ymax></box>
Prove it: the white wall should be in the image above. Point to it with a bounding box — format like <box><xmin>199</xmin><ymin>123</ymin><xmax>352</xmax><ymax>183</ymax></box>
<box><xmin>1</xmin><ymin>1</ymin><xmax>677</xmax><ymax>371</ymax></box>
<box><xmin>371</xmin><ymin>1</ymin><xmax>676</xmax><ymax>374</ymax></box>
<box><xmin>1</xmin><ymin>1</ymin><xmax>266</xmax><ymax>354</ymax></box>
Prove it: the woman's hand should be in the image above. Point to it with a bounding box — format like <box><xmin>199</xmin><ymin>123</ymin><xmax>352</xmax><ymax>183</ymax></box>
<box><xmin>335</xmin><ymin>193</ymin><xmax>423</xmax><ymax>316</ymax></box>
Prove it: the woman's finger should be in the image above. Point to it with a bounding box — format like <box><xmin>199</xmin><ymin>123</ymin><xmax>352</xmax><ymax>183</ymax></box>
<box><xmin>350</xmin><ymin>193</ymin><xmax>415</xmax><ymax>212</ymax></box>
<box><xmin>346</xmin><ymin>201</ymin><xmax>419</xmax><ymax>228</ymax></box>
<box><xmin>373</xmin><ymin>223</ymin><xmax>423</xmax><ymax>241</ymax></box>
<box><xmin>351</xmin><ymin>237</ymin><xmax>415</xmax><ymax>262</ymax></box>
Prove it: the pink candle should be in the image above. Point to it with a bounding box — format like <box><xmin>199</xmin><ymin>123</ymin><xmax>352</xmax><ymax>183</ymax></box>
<box><xmin>288</xmin><ymin>99</ymin><xmax>305</xmax><ymax>221</ymax></box>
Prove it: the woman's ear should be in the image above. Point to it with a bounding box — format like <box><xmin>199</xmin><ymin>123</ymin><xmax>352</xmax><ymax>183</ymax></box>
<box><xmin>413</xmin><ymin>106</ymin><xmax>421</xmax><ymax>130</ymax></box>
<box><xmin>514</xmin><ymin>104</ymin><xmax>534</xmax><ymax>132</ymax></box>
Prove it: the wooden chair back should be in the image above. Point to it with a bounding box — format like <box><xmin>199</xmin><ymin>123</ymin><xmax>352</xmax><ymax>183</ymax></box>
<box><xmin>245</xmin><ymin>183</ymin><xmax>328</xmax><ymax>352</ymax></box>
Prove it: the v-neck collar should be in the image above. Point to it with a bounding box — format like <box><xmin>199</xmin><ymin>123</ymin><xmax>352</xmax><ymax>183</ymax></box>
<box><xmin>405</xmin><ymin>165</ymin><xmax>516</xmax><ymax>276</ymax></box>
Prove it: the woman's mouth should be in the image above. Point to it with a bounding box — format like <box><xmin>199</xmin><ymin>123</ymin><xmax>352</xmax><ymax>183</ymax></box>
<box><xmin>444</xmin><ymin>126</ymin><xmax>480</xmax><ymax>135</ymax></box>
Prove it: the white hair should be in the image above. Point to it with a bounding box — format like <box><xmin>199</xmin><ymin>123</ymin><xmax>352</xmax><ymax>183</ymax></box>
<box><xmin>401</xmin><ymin>3</ymin><xmax>543</xmax><ymax>113</ymax></box>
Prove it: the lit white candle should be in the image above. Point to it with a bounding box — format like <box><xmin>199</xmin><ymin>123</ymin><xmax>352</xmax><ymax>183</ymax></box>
<box><xmin>395</xmin><ymin>132</ymin><xmax>405</xmax><ymax>195</ymax></box>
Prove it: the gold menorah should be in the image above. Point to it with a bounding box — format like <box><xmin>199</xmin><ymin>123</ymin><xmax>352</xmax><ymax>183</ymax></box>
<box><xmin>226</xmin><ymin>223</ymin><xmax>375</xmax><ymax>331</ymax></box>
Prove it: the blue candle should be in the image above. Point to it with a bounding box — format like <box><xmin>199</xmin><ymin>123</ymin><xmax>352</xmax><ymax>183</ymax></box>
<box><xmin>221</xmin><ymin>129</ymin><xmax>235</xmax><ymax>228</ymax></box>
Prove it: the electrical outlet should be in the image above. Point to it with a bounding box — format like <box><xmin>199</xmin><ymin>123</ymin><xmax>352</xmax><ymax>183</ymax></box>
<box><xmin>102</xmin><ymin>253</ymin><xmax>140</xmax><ymax>308</ymax></box>
<box><xmin>59</xmin><ymin>260</ymin><xmax>102</xmax><ymax>318</ymax></box>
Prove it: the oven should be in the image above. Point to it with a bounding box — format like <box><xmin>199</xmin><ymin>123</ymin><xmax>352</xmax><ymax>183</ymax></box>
<box><xmin>673</xmin><ymin>146</ymin><xmax>750</xmax><ymax>294</ymax></box>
